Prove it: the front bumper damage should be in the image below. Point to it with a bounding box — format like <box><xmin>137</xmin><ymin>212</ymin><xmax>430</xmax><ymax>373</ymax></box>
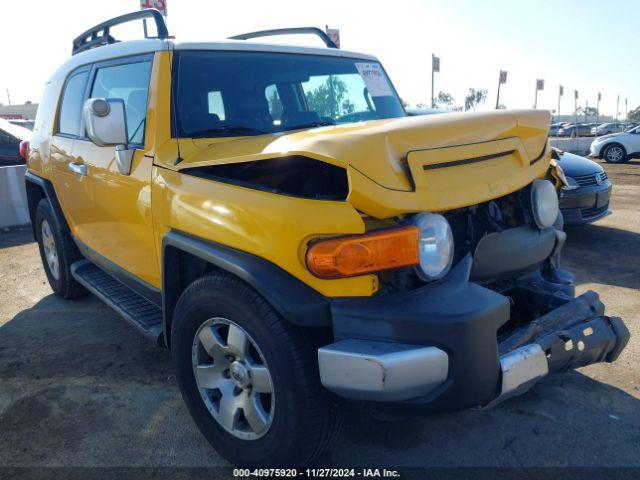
<box><xmin>485</xmin><ymin>291</ymin><xmax>628</xmax><ymax>408</ymax></box>
<box><xmin>318</xmin><ymin>255</ymin><xmax>629</xmax><ymax>410</ymax></box>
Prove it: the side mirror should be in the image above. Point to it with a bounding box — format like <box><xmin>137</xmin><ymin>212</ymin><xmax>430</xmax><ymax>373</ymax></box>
<box><xmin>83</xmin><ymin>98</ymin><xmax>134</xmax><ymax>175</ymax></box>
<box><xmin>84</xmin><ymin>98</ymin><xmax>127</xmax><ymax>146</ymax></box>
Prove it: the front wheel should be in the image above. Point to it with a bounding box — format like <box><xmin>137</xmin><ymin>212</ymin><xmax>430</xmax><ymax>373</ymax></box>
<box><xmin>171</xmin><ymin>273</ymin><xmax>341</xmax><ymax>467</ymax></box>
<box><xmin>602</xmin><ymin>144</ymin><xmax>628</xmax><ymax>163</ymax></box>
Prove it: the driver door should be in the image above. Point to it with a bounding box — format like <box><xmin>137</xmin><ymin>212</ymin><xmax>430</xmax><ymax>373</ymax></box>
<box><xmin>72</xmin><ymin>54</ymin><xmax>161</xmax><ymax>289</ymax></box>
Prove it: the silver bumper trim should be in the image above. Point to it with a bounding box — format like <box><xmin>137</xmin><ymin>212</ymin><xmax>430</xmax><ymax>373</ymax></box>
<box><xmin>318</xmin><ymin>339</ymin><xmax>449</xmax><ymax>402</ymax></box>
<box><xmin>484</xmin><ymin>343</ymin><xmax>549</xmax><ymax>409</ymax></box>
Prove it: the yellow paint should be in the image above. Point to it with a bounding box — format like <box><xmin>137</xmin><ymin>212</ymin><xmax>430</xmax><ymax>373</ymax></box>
<box><xmin>32</xmin><ymin>47</ymin><xmax>553</xmax><ymax>298</ymax></box>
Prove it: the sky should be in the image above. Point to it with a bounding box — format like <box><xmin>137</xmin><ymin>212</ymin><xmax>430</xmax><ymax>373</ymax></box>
<box><xmin>1</xmin><ymin>0</ymin><xmax>638</xmax><ymax>118</ymax></box>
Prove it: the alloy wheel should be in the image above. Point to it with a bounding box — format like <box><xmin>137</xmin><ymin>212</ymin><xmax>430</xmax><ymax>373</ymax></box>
<box><xmin>192</xmin><ymin>318</ymin><xmax>274</xmax><ymax>440</ymax></box>
<box><xmin>606</xmin><ymin>146</ymin><xmax>624</xmax><ymax>162</ymax></box>
<box><xmin>41</xmin><ymin>220</ymin><xmax>59</xmax><ymax>280</ymax></box>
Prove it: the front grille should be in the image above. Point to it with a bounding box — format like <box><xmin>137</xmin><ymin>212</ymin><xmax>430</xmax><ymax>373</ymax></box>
<box><xmin>581</xmin><ymin>204</ymin><xmax>609</xmax><ymax>219</ymax></box>
<box><xmin>573</xmin><ymin>171</ymin><xmax>608</xmax><ymax>186</ymax></box>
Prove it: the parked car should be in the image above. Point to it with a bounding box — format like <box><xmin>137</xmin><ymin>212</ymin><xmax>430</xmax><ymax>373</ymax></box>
<box><xmin>548</xmin><ymin>122</ymin><xmax>564</xmax><ymax>136</ymax></box>
<box><xmin>0</xmin><ymin>118</ymin><xmax>31</xmax><ymax>166</ymax></box>
<box><xmin>591</xmin><ymin>122</ymin><xmax>627</xmax><ymax>136</ymax></box>
<box><xmin>25</xmin><ymin>10</ymin><xmax>629</xmax><ymax>467</ymax></box>
<box><xmin>554</xmin><ymin>149</ymin><xmax>612</xmax><ymax>224</ymax></box>
<box><xmin>590</xmin><ymin>125</ymin><xmax>640</xmax><ymax>163</ymax></box>
<box><xmin>558</xmin><ymin>123</ymin><xmax>593</xmax><ymax>137</ymax></box>
<box><xmin>8</xmin><ymin>119</ymin><xmax>35</xmax><ymax>130</ymax></box>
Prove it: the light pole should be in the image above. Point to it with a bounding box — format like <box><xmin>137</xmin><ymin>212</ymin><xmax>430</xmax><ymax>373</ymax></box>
<box><xmin>496</xmin><ymin>70</ymin><xmax>507</xmax><ymax>109</ymax></box>
<box><xmin>616</xmin><ymin>95</ymin><xmax>620</xmax><ymax>122</ymax></box>
<box><xmin>534</xmin><ymin>79</ymin><xmax>544</xmax><ymax>109</ymax></box>
<box><xmin>597</xmin><ymin>92</ymin><xmax>601</xmax><ymax>123</ymax></box>
<box><xmin>431</xmin><ymin>54</ymin><xmax>440</xmax><ymax>108</ymax></box>
<box><xmin>558</xmin><ymin>85</ymin><xmax>564</xmax><ymax>122</ymax></box>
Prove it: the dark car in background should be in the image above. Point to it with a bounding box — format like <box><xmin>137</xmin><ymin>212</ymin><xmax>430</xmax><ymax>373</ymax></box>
<box><xmin>591</xmin><ymin>122</ymin><xmax>627</xmax><ymax>136</ymax></box>
<box><xmin>0</xmin><ymin>119</ymin><xmax>31</xmax><ymax>166</ymax></box>
<box><xmin>558</xmin><ymin>123</ymin><xmax>596</xmax><ymax>137</ymax></box>
<box><xmin>555</xmin><ymin>149</ymin><xmax>612</xmax><ymax>224</ymax></box>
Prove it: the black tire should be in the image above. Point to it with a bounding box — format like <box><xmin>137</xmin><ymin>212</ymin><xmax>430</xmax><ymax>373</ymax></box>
<box><xmin>34</xmin><ymin>198</ymin><xmax>86</xmax><ymax>299</ymax></box>
<box><xmin>171</xmin><ymin>273</ymin><xmax>342</xmax><ymax>467</ymax></box>
<box><xmin>602</xmin><ymin>143</ymin><xmax>628</xmax><ymax>164</ymax></box>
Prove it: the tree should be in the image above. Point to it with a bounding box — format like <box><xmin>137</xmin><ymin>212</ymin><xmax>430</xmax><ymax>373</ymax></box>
<box><xmin>576</xmin><ymin>106</ymin><xmax>598</xmax><ymax>117</ymax></box>
<box><xmin>464</xmin><ymin>88</ymin><xmax>488</xmax><ymax>111</ymax></box>
<box><xmin>435</xmin><ymin>91</ymin><xmax>455</xmax><ymax>109</ymax></box>
<box><xmin>305</xmin><ymin>76</ymin><xmax>355</xmax><ymax>118</ymax></box>
<box><xmin>627</xmin><ymin>106</ymin><xmax>640</xmax><ymax>122</ymax></box>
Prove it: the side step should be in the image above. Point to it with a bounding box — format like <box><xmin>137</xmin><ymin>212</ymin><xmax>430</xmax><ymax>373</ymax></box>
<box><xmin>71</xmin><ymin>260</ymin><xmax>163</xmax><ymax>344</ymax></box>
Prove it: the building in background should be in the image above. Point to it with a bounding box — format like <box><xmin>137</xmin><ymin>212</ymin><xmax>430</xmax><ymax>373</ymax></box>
<box><xmin>0</xmin><ymin>102</ymin><xmax>39</xmax><ymax>120</ymax></box>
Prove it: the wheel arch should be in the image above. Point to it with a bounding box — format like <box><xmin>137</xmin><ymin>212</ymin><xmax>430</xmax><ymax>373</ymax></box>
<box><xmin>25</xmin><ymin>171</ymin><xmax>70</xmax><ymax>235</ymax></box>
<box><xmin>161</xmin><ymin>231</ymin><xmax>331</xmax><ymax>348</ymax></box>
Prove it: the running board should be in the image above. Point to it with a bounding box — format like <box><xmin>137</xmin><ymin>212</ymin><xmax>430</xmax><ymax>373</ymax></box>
<box><xmin>71</xmin><ymin>260</ymin><xmax>163</xmax><ymax>344</ymax></box>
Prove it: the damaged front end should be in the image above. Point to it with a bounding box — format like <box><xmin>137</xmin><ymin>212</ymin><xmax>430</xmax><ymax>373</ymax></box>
<box><xmin>319</xmin><ymin>179</ymin><xmax>630</xmax><ymax>410</ymax></box>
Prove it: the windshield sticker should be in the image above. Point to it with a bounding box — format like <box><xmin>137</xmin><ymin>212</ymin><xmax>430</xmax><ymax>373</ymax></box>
<box><xmin>355</xmin><ymin>63</ymin><xmax>393</xmax><ymax>97</ymax></box>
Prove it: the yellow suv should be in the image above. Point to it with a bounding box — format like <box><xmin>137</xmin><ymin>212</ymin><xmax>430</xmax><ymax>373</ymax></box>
<box><xmin>24</xmin><ymin>10</ymin><xmax>629</xmax><ymax>467</ymax></box>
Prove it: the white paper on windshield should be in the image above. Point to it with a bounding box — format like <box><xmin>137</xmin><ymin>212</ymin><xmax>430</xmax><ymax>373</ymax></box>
<box><xmin>355</xmin><ymin>63</ymin><xmax>393</xmax><ymax>97</ymax></box>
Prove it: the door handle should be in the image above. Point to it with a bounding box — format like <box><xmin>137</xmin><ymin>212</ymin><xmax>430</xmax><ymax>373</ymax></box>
<box><xmin>68</xmin><ymin>162</ymin><xmax>87</xmax><ymax>176</ymax></box>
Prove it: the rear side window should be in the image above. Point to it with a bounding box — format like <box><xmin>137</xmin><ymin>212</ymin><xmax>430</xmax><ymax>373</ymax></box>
<box><xmin>90</xmin><ymin>61</ymin><xmax>152</xmax><ymax>144</ymax></box>
<box><xmin>58</xmin><ymin>70</ymin><xmax>89</xmax><ymax>136</ymax></box>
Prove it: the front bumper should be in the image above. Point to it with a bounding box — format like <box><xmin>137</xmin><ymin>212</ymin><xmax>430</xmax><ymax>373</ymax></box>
<box><xmin>560</xmin><ymin>181</ymin><xmax>612</xmax><ymax>224</ymax></box>
<box><xmin>319</xmin><ymin>255</ymin><xmax>629</xmax><ymax>410</ymax></box>
<box><xmin>589</xmin><ymin>141</ymin><xmax>605</xmax><ymax>157</ymax></box>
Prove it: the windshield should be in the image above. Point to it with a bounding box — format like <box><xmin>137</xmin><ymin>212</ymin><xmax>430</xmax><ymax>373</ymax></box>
<box><xmin>173</xmin><ymin>51</ymin><xmax>405</xmax><ymax>138</ymax></box>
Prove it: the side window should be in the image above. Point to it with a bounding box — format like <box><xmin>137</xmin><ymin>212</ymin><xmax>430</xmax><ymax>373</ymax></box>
<box><xmin>265</xmin><ymin>85</ymin><xmax>283</xmax><ymax>123</ymax></box>
<box><xmin>58</xmin><ymin>70</ymin><xmax>89</xmax><ymax>136</ymax></box>
<box><xmin>91</xmin><ymin>61</ymin><xmax>152</xmax><ymax>144</ymax></box>
<box><xmin>207</xmin><ymin>91</ymin><xmax>226</xmax><ymax>121</ymax></box>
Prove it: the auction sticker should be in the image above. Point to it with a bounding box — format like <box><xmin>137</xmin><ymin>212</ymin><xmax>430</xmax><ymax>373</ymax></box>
<box><xmin>355</xmin><ymin>63</ymin><xmax>393</xmax><ymax>97</ymax></box>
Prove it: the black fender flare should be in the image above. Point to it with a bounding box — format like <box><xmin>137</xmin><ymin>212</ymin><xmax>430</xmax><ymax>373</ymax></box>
<box><xmin>24</xmin><ymin>171</ymin><xmax>70</xmax><ymax>233</ymax></box>
<box><xmin>161</xmin><ymin>231</ymin><xmax>331</xmax><ymax>347</ymax></box>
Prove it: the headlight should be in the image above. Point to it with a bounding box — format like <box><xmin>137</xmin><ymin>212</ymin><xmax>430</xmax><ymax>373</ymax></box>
<box><xmin>561</xmin><ymin>176</ymin><xmax>580</xmax><ymax>191</ymax></box>
<box><xmin>530</xmin><ymin>179</ymin><xmax>559</xmax><ymax>229</ymax></box>
<box><xmin>413</xmin><ymin>213</ymin><xmax>454</xmax><ymax>280</ymax></box>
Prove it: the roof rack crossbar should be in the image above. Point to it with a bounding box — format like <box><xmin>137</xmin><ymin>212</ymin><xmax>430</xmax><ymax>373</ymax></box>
<box><xmin>228</xmin><ymin>27</ymin><xmax>339</xmax><ymax>49</ymax></box>
<box><xmin>72</xmin><ymin>10</ymin><xmax>169</xmax><ymax>56</ymax></box>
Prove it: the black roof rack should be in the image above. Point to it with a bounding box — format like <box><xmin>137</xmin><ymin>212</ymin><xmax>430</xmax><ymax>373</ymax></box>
<box><xmin>228</xmin><ymin>27</ymin><xmax>339</xmax><ymax>49</ymax></box>
<box><xmin>72</xmin><ymin>10</ymin><xmax>169</xmax><ymax>56</ymax></box>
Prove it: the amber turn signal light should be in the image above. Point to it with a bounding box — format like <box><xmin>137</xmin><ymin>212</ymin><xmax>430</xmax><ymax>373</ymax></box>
<box><xmin>306</xmin><ymin>226</ymin><xmax>420</xmax><ymax>279</ymax></box>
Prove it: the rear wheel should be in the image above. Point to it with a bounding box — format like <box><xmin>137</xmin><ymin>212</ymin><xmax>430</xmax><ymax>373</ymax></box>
<box><xmin>171</xmin><ymin>273</ymin><xmax>342</xmax><ymax>467</ymax></box>
<box><xmin>34</xmin><ymin>199</ymin><xmax>86</xmax><ymax>299</ymax></box>
<box><xmin>602</xmin><ymin>144</ymin><xmax>628</xmax><ymax>163</ymax></box>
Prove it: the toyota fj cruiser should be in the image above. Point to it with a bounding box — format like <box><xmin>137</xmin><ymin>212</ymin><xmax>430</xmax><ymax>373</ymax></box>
<box><xmin>24</xmin><ymin>10</ymin><xmax>629</xmax><ymax>467</ymax></box>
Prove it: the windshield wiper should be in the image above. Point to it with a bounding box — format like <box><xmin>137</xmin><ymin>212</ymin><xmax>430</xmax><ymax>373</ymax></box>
<box><xmin>188</xmin><ymin>125</ymin><xmax>269</xmax><ymax>137</ymax></box>
<box><xmin>283</xmin><ymin>121</ymin><xmax>337</xmax><ymax>131</ymax></box>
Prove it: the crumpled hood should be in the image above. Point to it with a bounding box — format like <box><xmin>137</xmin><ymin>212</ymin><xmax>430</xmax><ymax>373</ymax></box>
<box><xmin>176</xmin><ymin>109</ymin><xmax>548</xmax><ymax>190</ymax></box>
<box><xmin>174</xmin><ymin>109</ymin><xmax>552</xmax><ymax>216</ymax></box>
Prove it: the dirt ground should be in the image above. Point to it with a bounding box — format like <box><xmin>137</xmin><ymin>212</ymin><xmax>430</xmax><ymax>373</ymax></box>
<box><xmin>0</xmin><ymin>160</ymin><xmax>638</xmax><ymax>472</ymax></box>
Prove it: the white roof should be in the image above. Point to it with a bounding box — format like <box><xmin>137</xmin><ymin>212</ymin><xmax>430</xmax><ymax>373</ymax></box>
<box><xmin>51</xmin><ymin>38</ymin><xmax>378</xmax><ymax>83</ymax></box>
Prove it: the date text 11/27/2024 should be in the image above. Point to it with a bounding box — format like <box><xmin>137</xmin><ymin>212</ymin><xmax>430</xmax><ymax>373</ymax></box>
<box><xmin>233</xmin><ymin>468</ymin><xmax>401</xmax><ymax>478</ymax></box>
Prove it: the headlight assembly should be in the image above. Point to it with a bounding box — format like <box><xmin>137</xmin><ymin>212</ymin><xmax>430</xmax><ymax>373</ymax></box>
<box><xmin>530</xmin><ymin>179</ymin><xmax>559</xmax><ymax>229</ymax></box>
<box><xmin>412</xmin><ymin>213</ymin><xmax>454</xmax><ymax>280</ymax></box>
